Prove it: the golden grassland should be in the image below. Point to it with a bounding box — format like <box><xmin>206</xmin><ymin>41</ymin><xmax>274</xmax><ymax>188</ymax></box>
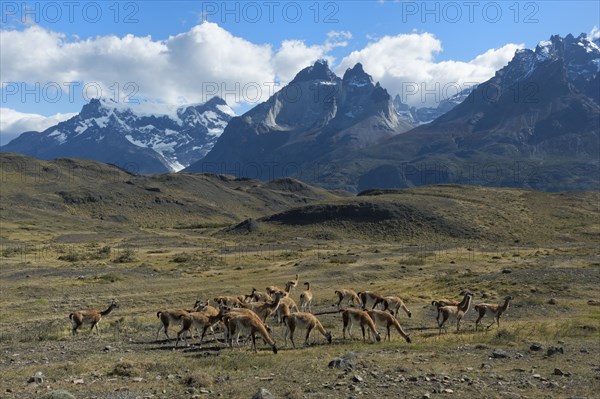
<box><xmin>1</xmin><ymin>226</ymin><xmax>599</xmax><ymax>398</ymax></box>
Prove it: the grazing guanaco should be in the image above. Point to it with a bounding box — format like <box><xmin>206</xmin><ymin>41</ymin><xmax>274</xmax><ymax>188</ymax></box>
<box><xmin>474</xmin><ymin>296</ymin><xmax>513</xmax><ymax>331</ymax></box>
<box><xmin>220</xmin><ymin>307</ymin><xmax>263</xmax><ymax>346</ymax></box>
<box><xmin>438</xmin><ymin>292</ymin><xmax>474</xmax><ymax>334</ymax></box>
<box><xmin>357</xmin><ymin>291</ymin><xmax>386</xmax><ymax>310</ymax></box>
<box><xmin>340</xmin><ymin>308</ymin><xmax>381</xmax><ymax>342</ymax></box>
<box><xmin>69</xmin><ymin>300</ymin><xmax>118</xmax><ymax>336</ymax></box>
<box><xmin>225</xmin><ymin>313</ymin><xmax>278</xmax><ymax>353</ymax></box>
<box><xmin>381</xmin><ymin>296</ymin><xmax>412</xmax><ymax>318</ymax></box>
<box><xmin>286</xmin><ymin>274</ymin><xmax>300</xmax><ymax>292</ymax></box>
<box><xmin>282</xmin><ymin>304</ymin><xmax>332</xmax><ymax>348</ymax></box>
<box><xmin>367</xmin><ymin>310</ymin><xmax>411</xmax><ymax>343</ymax></box>
<box><xmin>334</xmin><ymin>289</ymin><xmax>362</xmax><ymax>310</ymax></box>
<box><xmin>299</xmin><ymin>282</ymin><xmax>313</xmax><ymax>312</ymax></box>
<box><xmin>241</xmin><ymin>292</ymin><xmax>283</xmax><ymax>321</ymax></box>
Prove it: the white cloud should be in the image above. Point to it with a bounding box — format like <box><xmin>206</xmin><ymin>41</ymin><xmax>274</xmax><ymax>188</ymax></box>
<box><xmin>336</xmin><ymin>33</ymin><xmax>523</xmax><ymax>107</ymax></box>
<box><xmin>0</xmin><ymin>24</ymin><xmax>352</xmax><ymax>108</ymax></box>
<box><xmin>2</xmin><ymin>24</ymin><xmax>524</xmax><ymax>114</ymax></box>
<box><xmin>0</xmin><ymin>108</ymin><xmax>76</xmax><ymax>145</ymax></box>
<box><xmin>591</xmin><ymin>26</ymin><xmax>600</xmax><ymax>41</ymax></box>
<box><xmin>273</xmin><ymin>30</ymin><xmax>352</xmax><ymax>82</ymax></box>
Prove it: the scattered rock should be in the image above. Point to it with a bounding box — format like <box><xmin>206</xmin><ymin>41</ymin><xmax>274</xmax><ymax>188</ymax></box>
<box><xmin>587</xmin><ymin>299</ymin><xmax>600</xmax><ymax>306</ymax></box>
<box><xmin>28</xmin><ymin>371</ymin><xmax>44</xmax><ymax>384</ymax></box>
<box><xmin>328</xmin><ymin>358</ymin><xmax>354</xmax><ymax>369</ymax></box>
<box><xmin>352</xmin><ymin>375</ymin><xmax>364</xmax><ymax>383</ymax></box>
<box><xmin>502</xmin><ymin>269</ymin><xmax>512</xmax><ymax>274</ymax></box>
<box><xmin>492</xmin><ymin>349</ymin><xmax>509</xmax><ymax>359</ymax></box>
<box><xmin>553</xmin><ymin>368</ymin><xmax>564</xmax><ymax>376</ymax></box>
<box><xmin>481</xmin><ymin>363</ymin><xmax>492</xmax><ymax>369</ymax></box>
<box><xmin>41</xmin><ymin>390</ymin><xmax>76</xmax><ymax>399</ymax></box>
<box><xmin>547</xmin><ymin>346</ymin><xmax>564</xmax><ymax>356</ymax></box>
<box><xmin>530</xmin><ymin>343</ymin><xmax>543</xmax><ymax>351</ymax></box>
<box><xmin>104</xmin><ymin>346</ymin><xmax>112</xmax><ymax>352</ymax></box>
<box><xmin>442</xmin><ymin>388</ymin><xmax>454</xmax><ymax>393</ymax></box>
<box><xmin>251</xmin><ymin>388</ymin><xmax>275</xmax><ymax>399</ymax></box>
<box><xmin>72</xmin><ymin>378</ymin><xmax>84</xmax><ymax>384</ymax></box>
<box><xmin>131</xmin><ymin>377</ymin><xmax>143</xmax><ymax>382</ymax></box>
<box><xmin>548</xmin><ymin>298</ymin><xmax>557</xmax><ymax>305</ymax></box>
<box><xmin>423</xmin><ymin>394</ymin><xmax>431</xmax><ymax>399</ymax></box>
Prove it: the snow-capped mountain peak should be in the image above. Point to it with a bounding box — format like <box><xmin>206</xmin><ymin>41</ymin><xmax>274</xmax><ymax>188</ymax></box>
<box><xmin>1</xmin><ymin>97</ymin><xmax>235</xmax><ymax>173</ymax></box>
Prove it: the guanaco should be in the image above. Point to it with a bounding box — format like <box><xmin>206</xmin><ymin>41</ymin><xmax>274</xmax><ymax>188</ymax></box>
<box><xmin>156</xmin><ymin>300</ymin><xmax>203</xmax><ymax>340</ymax></box>
<box><xmin>438</xmin><ymin>292</ymin><xmax>473</xmax><ymax>334</ymax></box>
<box><xmin>334</xmin><ymin>289</ymin><xmax>362</xmax><ymax>310</ymax></box>
<box><xmin>474</xmin><ymin>296</ymin><xmax>513</xmax><ymax>331</ymax></box>
<box><xmin>431</xmin><ymin>299</ymin><xmax>460</xmax><ymax>323</ymax></box>
<box><xmin>250</xmin><ymin>288</ymin><xmax>272</xmax><ymax>303</ymax></box>
<box><xmin>241</xmin><ymin>292</ymin><xmax>283</xmax><ymax>321</ymax></box>
<box><xmin>274</xmin><ymin>296</ymin><xmax>300</xmax><ymax>323</ymax></box>
<box><xmin>357</xmin><ymin>291</ymin><xmax>386</xmax><ymax>310</ymax></box>
<box><xmin>340</xmin><ymin>308</ymin><xmax>381</xmax><ymax>342</ymax></box>
<box><xmin>282</xmin><ymin>305</ymin><xmax>332</xmax><ymax>348</ymax></box>
<box><xmin>299</xmin><ymin>282</ymin><xmax>313</xmax><ymax>312</ymax></box>
<box><xmin>226</xmin><ymin>313</ymin><xmax>278</xmax><ymax>353</ymax></box>
<box><xmin>213</xmin><ymin>296</ymin><xmax>243</xmax><ymax>308</ymax></box>
<box><xmin>381</xmin><ymin>296</ymin><xmax>412</xmax><ymax>318</ymax></box>
<box><xmin>69</xmin><ymin>300</ymin><xmax>118</xmax><ymax>336</ymax></box>
<box><xmin>286</xmin><ymin>274</ymin><xmax>300</xmax><ymax>292</ymax></box>
<box><xmin>175</xmin><ymin>308</ymin><xmax>223</xmax><ymax>347</ymax></box>
<box><xmin>367</xmin><ymin>310</ymin><xmax>411</xmax><ymax>343</ymax></box>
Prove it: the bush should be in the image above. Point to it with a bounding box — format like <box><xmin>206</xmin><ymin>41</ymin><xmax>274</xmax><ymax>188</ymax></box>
<box><xmin>114</xmin><ymin>249</ymin><xmax>135</xmax><ymax>263</ymax></box>
<box><xmin>184</xmin><ymin>371</ymin><xmax>214</xmax><ymax>388</ymax></box>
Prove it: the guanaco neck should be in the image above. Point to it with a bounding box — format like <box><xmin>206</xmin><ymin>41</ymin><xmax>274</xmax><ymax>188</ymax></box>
<box><xmin>101</xmin><ymin>303</ymin><xmax>116</xmax><ymax>316</ymax></box>
<box><xmin>501</xmin><ymin>298</ymin><xmax>511</xmax><ymax>312</ymax></box>
<box><xmin>458</xmin><ymin>294</ymin><xmax>472</xmax><ymax>312</ymax></box>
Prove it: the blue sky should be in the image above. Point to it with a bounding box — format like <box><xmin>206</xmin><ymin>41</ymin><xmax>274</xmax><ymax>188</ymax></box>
<box><xmin>1</xmin><ymin>1</ymin><xmax>599</xmax><ymax>141</ymax></box>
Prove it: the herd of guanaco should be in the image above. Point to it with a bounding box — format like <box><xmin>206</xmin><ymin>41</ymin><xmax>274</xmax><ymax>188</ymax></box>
<box><xmin>69</xmin><ymin>275</ymin><xmax>513</xmax><ymax>353</ymax></box>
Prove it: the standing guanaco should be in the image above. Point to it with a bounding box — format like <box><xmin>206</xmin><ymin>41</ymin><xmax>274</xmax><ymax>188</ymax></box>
<box><xmin>241</xmin><ymin>292</ymin><xmax>283</xmax><ymax>322</ymax></box>
<box><xmin>175</xmin><ymin>307</ymin><xmax>223</xmax><ymax>347</ymax></box>
<box><xmin>357</xmin><ymin>291</ymin><xmax>386</xmax><ymax>310</ymax></box>
<box><xmin>474</xmin><ymin>296</ymin><xmax>513</xmax><ymax>331</ymax></box>
<box><xmin>437</xmin><ymin>292</ymin><xmax>473</xmax><ymax>334</ymax></box>
<box><xmin>69</xmin><ymin>300</ymin><xmax>118</xmax><ymax>336</ymax></box>
<box><xmin>156</xmin><ymin>300</ymin><xmax>203</xmax><ymax>340</ymax></box>
<box><xmin>431</xmin><ymin>299</ymin><xmax>460</xmax><ymax>323</ymax></box>
<box><xmin>334</xmin><ymin>289</ymin><xmax>362</xmax><ymax>310</ymax></box>
<box><xmin>299</xmin><ymin>282</ymin><xmax>313</xmax><ymax>312</ymax></box>
<box><xmin>286</xmin><ymin>274</ymin><xmax>300</xmax><ymax>292</ymax></box>
<box><xmin>340</xmin><ymin>308</ymin><xmax>381</xmax><ymax>342</ymax></box>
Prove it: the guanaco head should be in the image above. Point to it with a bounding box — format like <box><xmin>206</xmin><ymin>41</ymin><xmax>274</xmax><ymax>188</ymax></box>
<box><xmin>325</xmin><ymin>332</ymin><xmax>333</xmax><ymax>344</ymax></box>
<box><xmin>405</xmin><ymin>335</ymin><xmax>412</xmax><ymax>344</ymax></box>
<box><xmin>504</xmin><ymin>295</ymin><xmax>513</xmax><ymax>301</ymax></box>
<box><xmin>110</xmin><ymin>299</ymin><xmax>119</xmax><ymax>309</ymax></box>
<box><xmin>374</xmin><ymin>332</ymin><xmax>381</xmax><ymax>342</ymax></box>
